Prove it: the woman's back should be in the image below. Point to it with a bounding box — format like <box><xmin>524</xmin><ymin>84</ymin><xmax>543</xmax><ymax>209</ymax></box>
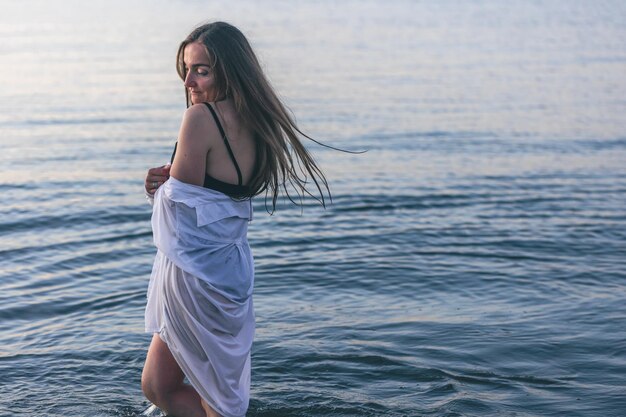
<box><xmin>204</xmin><ymin>100</ymin><xmax>256</xmax><ymax>187</ymax></box>
<box><xmin>169</xmin><ymin>100</ymin><xmax>256</xmax><ymax>195</ymax></box>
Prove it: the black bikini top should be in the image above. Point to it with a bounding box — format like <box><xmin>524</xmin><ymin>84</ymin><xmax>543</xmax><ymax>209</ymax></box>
<box><xmin>170</xmin><ymin>102</ymin><xmax>252</xmax><ymax>198</ymax></box>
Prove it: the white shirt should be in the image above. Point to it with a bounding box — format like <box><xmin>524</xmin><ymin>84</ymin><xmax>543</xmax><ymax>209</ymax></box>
<box><xmin>151</xmin><ymin>176</ymin><xmax>254</xmax><ymax>302</ymax></box>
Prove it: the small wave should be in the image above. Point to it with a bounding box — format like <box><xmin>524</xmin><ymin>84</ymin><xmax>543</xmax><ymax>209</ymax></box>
<box><xmin>0</xmin><ymin>208</ymin><xmax>149</xmax><ymax>234</ymax></box>
<box><xmin>3</xmin><ymin>117</ymin><xmax>134</xmax><ymax>127</ymax></box>
<box><xmin>0</xmin><ymin>290</ymin><xmax>145</xmax><ymax>321</ymax></box>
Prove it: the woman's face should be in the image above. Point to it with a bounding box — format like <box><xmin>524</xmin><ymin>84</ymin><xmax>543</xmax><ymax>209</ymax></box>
<box><xmin>183</xmin><ymin>42</ymin><xmax>217</xmax><ymax>104</ymax></box>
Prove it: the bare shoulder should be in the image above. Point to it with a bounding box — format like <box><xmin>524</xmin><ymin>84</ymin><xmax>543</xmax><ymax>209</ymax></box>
<box><xmin>183</xmin><ymin>102</ymin><xmax>209</xmax><ymax>117</ymax></box>
<box><xmin>181</xmin><ymin>103</ymin><xmax>210</xmax><ymax>128</ymax></box>
<box><xmin>179</xmin><ymin>103</ymin><xmax>220</xmax><ymax>146</ymax></box>
<box><xmin>171</xmin><ymin>104</ymin><xmax>216</xmax><ymax>186</ymax></box>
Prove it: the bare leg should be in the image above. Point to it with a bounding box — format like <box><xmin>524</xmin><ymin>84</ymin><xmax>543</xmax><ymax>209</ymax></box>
<box><xmin>201</xmin><ymin>399</ymin><xmax>222</xmax><ymax>417</ymax></box>
<box><xmin>142</xmin><ymin>334</ymin><xmax>223</xmax><ymax>417</ymax></box>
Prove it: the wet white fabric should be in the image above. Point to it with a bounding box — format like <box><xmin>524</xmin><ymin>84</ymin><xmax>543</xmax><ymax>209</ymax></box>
<box><xmin>145</xmin><ymin>177</ymin><xmax>254</xmax><ymax>417</ymax></box>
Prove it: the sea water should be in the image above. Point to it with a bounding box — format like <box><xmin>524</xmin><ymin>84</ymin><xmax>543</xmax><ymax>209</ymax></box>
<box><xmin>1</xmin><ymin>1</ymin><xmax>625</xmax><ymax>416</ymax></box>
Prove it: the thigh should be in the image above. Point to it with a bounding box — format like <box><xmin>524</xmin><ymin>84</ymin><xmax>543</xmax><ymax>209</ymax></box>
<box><xmin>142</xmin><ymin>333</ymin><xmax>186</xmax><ymax>393</ymax></box>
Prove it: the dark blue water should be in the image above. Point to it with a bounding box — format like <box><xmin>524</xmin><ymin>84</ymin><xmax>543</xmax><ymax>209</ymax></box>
<box><xmin>1</xmin><ymin>1</ymin><xmax>625</xmax><ymax>416</ymax></box>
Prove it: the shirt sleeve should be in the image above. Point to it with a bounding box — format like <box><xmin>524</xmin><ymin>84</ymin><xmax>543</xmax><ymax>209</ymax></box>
<box><xmin>145</xmin><ymin>190</ymin><xmax>155</xmax><ymax>206</ymax></box>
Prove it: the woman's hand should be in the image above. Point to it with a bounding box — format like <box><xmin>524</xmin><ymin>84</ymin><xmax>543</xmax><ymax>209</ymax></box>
<box><xmin>145</xmin><ymin>164</ymin><xmax>171</xmax><ymax>195</ymax></box>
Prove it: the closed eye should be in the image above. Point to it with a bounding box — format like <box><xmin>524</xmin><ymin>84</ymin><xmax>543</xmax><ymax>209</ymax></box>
<box><xmin>183</xmin><ymin>63</ymin><xmax>211</xmax><ymax>75</ymax></box>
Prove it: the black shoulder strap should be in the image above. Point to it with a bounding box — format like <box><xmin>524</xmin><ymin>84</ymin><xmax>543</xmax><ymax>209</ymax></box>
<box><xmin>204</xmin><ymin>102</ymin><xmax>243</xmax><ymax>185</ymax></box>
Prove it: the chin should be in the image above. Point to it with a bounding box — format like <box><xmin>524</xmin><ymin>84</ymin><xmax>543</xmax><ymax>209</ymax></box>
<box><xmin>190</xmin><ymin>95</ymin><xmax>204</xmax><ymax>105</ymax></box>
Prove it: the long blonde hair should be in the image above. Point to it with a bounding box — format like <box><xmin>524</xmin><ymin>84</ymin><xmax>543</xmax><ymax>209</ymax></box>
<box><xmin>176</xmin><ymin>22</ymin><xmax>330</xmax><ymax>212</ymax></box>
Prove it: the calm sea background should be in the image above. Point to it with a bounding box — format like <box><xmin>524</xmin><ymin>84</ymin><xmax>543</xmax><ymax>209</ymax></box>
<box><xmin>1</xmin><ymin>0</ymin><xmax>625</xmax><ymax>416</ymax></box>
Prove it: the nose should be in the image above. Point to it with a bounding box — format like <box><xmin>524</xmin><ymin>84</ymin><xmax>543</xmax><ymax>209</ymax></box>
<box><xmin>184</xmin><ymin>72</ymin><xmax>195</xmax><ymax>88</ymax></box>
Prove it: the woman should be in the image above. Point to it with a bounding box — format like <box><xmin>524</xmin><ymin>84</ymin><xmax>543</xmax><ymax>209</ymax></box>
<box><xmin>141</xmin><ymin>22</ymin><xmax>329</xmax><ymax>417</ymax></box>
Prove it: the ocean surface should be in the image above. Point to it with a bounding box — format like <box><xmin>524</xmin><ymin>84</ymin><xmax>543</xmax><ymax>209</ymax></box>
<box><xmin>1</xmin><ymin>1</ymin><xmax>625</xmax><ymax>416</ymax></box>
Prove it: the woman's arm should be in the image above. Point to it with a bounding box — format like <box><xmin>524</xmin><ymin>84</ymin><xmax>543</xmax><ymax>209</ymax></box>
<box><xmin>170</xmin><ymin>104</ymin><xmax>216</xmax><ymax>186</ymax></box>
